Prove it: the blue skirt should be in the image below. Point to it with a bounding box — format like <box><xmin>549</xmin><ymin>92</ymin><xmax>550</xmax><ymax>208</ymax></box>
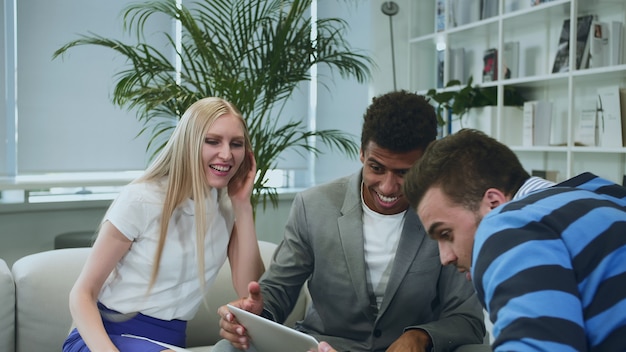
<box><xmin>62</xmin><ymin>302</ymin><xmax>187</xmax><ymax>352</ymax></box>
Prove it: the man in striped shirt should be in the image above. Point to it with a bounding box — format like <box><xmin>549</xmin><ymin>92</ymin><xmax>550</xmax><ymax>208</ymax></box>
<box><xmin>403</xmin><ymin>129</ymin><xmax>626</xmax><ymax>351</ymax></box>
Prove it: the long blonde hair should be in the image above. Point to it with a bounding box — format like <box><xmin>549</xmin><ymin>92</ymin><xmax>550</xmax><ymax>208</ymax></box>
<box><xmin>134</xmin><ymin>97</ymin><xmax>252</xmax><ymax>290</ymax></box>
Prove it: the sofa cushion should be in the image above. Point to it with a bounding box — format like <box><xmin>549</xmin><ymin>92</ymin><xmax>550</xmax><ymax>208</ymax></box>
<box><xmin>0</xmin><ymin>258</ymin><xmax>15</xmax><ymax>352</ymax></box>
<box><xmin>185</xmin><ymin>240</ymin><xmax>310</xmax><ymax>348</ymax></box>
<box><xmin>12</xmin><ymin>247</ymin><xmax>91</xmax><ymax>352</ymax></box>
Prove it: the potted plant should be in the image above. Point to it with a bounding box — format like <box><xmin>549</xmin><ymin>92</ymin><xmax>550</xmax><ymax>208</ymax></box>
<box><xmin>425</xmin><ymin>76</ymin><xmax>526</xmax><ymax>131</ymax></box>
<box><xmin>52</xmin><ymin>0</ymin><xmax>373</xmax><ymax>212</ymax></box>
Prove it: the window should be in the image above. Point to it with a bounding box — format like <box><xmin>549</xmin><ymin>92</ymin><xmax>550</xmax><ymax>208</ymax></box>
<box><xmin>3</xmin><ymin>1</ymin><xmax>160</xmax><ymax>177</ymax></box>
<box><xmin>0</xmin><ymin>0</ymin><xmax>313</xmax><ymax>202</ymax></box>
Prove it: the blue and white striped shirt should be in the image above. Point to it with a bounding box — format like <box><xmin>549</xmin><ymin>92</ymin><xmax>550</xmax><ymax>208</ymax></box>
<box><xmin>472</xmin><ymin>173</ymin><xmax>626</xmax><ymax>351</ymax></box>
<box><xmin>512</xmin><ymin>176</ymin><xmax>555</xmax><ymax>201</ymax></box>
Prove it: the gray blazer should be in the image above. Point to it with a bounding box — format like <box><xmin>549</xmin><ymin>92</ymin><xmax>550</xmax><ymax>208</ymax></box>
<box><xmin>260</xmin><ymin>171</ymin><xmax>485</xmax><ymax>352</ymax></box>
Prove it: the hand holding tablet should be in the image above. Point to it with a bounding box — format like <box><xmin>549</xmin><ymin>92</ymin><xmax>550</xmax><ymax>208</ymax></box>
<box><xmin>227</xmin><ymin>304</ymin><xmax>319</xmax><ymax>352</ymax></box>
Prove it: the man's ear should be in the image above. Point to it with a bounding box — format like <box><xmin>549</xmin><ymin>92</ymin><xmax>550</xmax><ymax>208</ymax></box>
<box><xmin>359</xmin><ymin>149</ymin><xmax>364</xmax><ymax>163</ymax></box>
<box><xmin>483</xmin><ymin>188</ymin><xmax>508</xmax><ymax>210</ymax></box>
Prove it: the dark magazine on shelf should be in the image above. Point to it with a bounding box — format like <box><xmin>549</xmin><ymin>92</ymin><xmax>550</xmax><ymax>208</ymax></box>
<box><xmin>552</xmin><ymin>14</ymin><xmax>595</xmax><ymax>73</ymax></box>
<box><xmin>483</xmin><ymin>48</ymin><xmax>498</xmax><ymax>82</ymax></box>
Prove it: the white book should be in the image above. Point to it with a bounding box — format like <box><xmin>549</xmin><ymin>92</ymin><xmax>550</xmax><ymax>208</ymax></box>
<box><xmin>450</xmin><ymin>0</ymin><xmax>481</xmax><ymax>27</ymax></box>
<box><xmin>589</xmin><ymin>21</ymin><xmax>609</xmax><ymax>68</ymax></box>
<box><xmin>575</xmin><ymin>108</ymin><xmax>598</xmax><ymax>146</ymax></box>
<box><xmin>597</xmin><ymin>85</ymin><xmax>623</xmax><ymax>148</ymax></box>
<box><xmin>533</xmin><ymin>101</ymin><xmax>553</xmax><ymax>146</ymax></box>
<box><xmin>449</xmin><ymin>48</ymin><xmax>466</xmax><ymax>84</ymax></box>
<box><xmin>503</xmin><ymin>41</ymin><xmax>520</xmax><ymax>78</ymax></box>
<box><xmin>609</xmin><ymin>21</ymin><xmax>623</xmax><ymax>66</ymax></box>
<box><xmin>522</xmin><ymin>101</ymin><xmax>535</xmax><ymax>146</ymax></box>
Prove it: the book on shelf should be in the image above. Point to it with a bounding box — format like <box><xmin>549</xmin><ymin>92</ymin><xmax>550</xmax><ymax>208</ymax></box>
<box><xmin>449</xmin><ymin>48</ymin><xmax>465</xmax><ymax>84</ymax></box>
<box><xmin>448</xmin><ymin>0</ymin><xmax>481</xmax><ymax>27</ymax></box>
<box><xmin>575</xmin><ymin>108</ymin><xmax>598</xmax><ymax>146</ymax></box>
<box><xmin>534</xmin><ymin>100</ymin><xmax>553</xmax><ymax>146</ymax></box>
<box><xmin>481</xmin><ymin>0</ymin><xmax>498</xmax><ymax>20</ymax></box>
<box><xmin>503</xmin><ymin>41</ymin><xmax>519</xmax><ymax>79</ymax></box>
<box><xmin>522</xmin><ymin>101</ymin><xmax>535</xmax><ymax>146</ymax></box>
<box><xmin>505</xmin><ymin>0</ymin><xmax>523</xmax><ymax>12</ymax></box>
<box><xmin>609</xmin><ymin>21</ymin><xmax>623</xmax><ymax>66</ymax></box>
<box><xmin>531</xmin><ymin>170</ymin><xmax>559</xmax><ymax>183</ymax></box>
<box><xmin>552</xmin><ymin>18</ymin><xmax>569</xmax><ymax>73</ymax></box>
<box><xmin>482</xmin><ymin>48</ymin><xmax>498</xmax><ymax>82</ymax></box>
<box><xmin>436</xmin><ymin>0</ymin><xmax>446</xmax><ymax>32</ymax></box>
<box><xmin>578</xmin><ymin>15</ymin><xmax>596</xmax><ymax>70</ymax></box>
<box><xmin>436</xmin><ymin>49</ymin><xmax>445</xmax><ymax>89</ymax></box>
<box><xmin>589</xmin><ymin>21</ymin><xmax>609</xmax><ymax>68</ymax></box>
<box><xmin>551</xmin><ymin>15</ymin><xmax>595</xmax><ymax>73</ymax></box>
<box><xmin>523</xmin><ymin>100</ymin><xmax>552</xmax><ymax>146</ymax></box>
<box><xmin>596</xmin><ymin>85</ymin><xmax>623</xmax><ymax>148</ymax></box>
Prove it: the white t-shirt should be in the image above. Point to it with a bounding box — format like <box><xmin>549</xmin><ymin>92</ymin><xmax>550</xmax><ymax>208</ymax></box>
<box><xmin>362</xmin><ymin>202</ymin><xmax>405</xmax><ymax>310</ymax></box>
<box><xmin>98</xmin><ymin>180</ymin><xmax>234</xmax><ymax>321</ymax></box>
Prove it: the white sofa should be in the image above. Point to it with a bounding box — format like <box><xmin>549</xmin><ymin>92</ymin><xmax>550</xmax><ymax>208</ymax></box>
<box><xmin>3</xmin><ymin>241</ymin><xmax>309</xmax><ymax>352</ymax></box>
<box><xmin>0</xmin><ymin>258</ymin><xmax>15</xmax><ymax>352</ymax></box>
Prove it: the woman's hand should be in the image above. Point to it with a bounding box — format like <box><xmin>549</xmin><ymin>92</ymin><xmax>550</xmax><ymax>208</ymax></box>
<box><xmin>226</xmin><ymin>152</ymin><xmax>263</xmax><ymax>294</ymax></box>
<box><xmin>217</xmin><ymin>282</ymin><xmax>265</xmax><ymax>350</ymax></box>
<box><xmin>228</xmin><ymin>151</ymin><xmax>256</xmax><ymax>206</ymax></box>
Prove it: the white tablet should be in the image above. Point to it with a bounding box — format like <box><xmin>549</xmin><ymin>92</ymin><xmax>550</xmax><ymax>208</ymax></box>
<box><xmin>227</xmin><ymin>304</ymin><xmax>319</xmax><ymax>352</ymax></box>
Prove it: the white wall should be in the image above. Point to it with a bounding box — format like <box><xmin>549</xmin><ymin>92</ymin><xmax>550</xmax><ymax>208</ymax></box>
<box><xmin>315</xmin><ymin>0</ymin><xmax>411</xmax><ymax>184</ymax></box>
<box><xmin>0</xmin><ymin>201</ymin><xmax>107</xmax><ymax>266</ymax></box>
<box><xmin>0</xmin><ymin>194</ymin><xmax>295</xmax><ymax>267</ymax></box>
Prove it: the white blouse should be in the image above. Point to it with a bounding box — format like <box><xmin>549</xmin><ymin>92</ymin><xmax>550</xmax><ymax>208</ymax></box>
<box><xmin>98</xmin><ymin>180</ymin><xmax>234</xmax><ymax>321</ymax></box>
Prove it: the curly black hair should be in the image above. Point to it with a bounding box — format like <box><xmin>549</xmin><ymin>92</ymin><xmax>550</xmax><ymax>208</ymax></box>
<box><xmin>361</xmin><ymin>90</ymin><xmax>438</xmax><ymax>153</ymax></box>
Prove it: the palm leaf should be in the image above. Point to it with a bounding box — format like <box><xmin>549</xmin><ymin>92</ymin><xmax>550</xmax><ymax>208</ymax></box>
<box><xmin>53</xmin><ymin>0</ymin><xmax>373</xmax><ymax>211</ymax></box>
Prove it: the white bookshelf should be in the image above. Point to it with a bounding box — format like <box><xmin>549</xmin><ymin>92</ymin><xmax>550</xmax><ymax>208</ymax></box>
<box><xmin>409</xmin><ymin>0</ymin><xmax>626</xmax><ymax>184</ymax></box>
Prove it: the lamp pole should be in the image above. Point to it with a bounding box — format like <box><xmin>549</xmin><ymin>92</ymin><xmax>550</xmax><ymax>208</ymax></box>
<box><xmin>381</xmin><ymin>1</ymin><xmax>399</xmax><ymax>90</ymax></box>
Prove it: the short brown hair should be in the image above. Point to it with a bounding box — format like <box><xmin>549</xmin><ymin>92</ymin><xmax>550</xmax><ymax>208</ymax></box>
<box><xmin>403</xmin><ymin>129</ymin><xmax>529</xmax><ymax>211</ymax></box>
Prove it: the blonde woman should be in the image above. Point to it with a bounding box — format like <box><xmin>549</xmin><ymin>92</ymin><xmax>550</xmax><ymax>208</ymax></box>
<box><xmin>63</xmin><ymin>97</ymin><xmax>264</xmax><ymax>352</ymax></box>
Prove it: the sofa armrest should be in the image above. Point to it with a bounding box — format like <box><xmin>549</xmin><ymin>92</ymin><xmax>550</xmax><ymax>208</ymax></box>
<box><xmin>0</xmin><ymin>258</ymin><xmax>15</xmax><ymax>352</ymax></box>
<box><xmin>12</xmin><ymin>248</ymin><xmax>90</xmax><ymax>352</ymax></box>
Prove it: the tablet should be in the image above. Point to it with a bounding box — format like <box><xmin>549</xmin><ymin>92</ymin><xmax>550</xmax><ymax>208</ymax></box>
<box><xmin>227</xmin><ymin>304</ymin><xmax>319</xmax><ymax>352</ymax></box>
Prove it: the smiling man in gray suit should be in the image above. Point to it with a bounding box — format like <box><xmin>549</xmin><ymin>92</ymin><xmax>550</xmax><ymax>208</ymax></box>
<box><xmin>216</xmin><ymin>91</ymin><xmax>486</xmax><ymax>352</ymax></box>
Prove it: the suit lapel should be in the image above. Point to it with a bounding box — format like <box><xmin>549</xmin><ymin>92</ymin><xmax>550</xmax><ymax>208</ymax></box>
<box><xmin>337</xmin><ymin>172</ymin><xmax>377</xmax><ymax>321</ymax></box>
<box><xmin>377</xmin><ymin>209</ymin><xmax>425</xmax><ymax>317</ymax></box>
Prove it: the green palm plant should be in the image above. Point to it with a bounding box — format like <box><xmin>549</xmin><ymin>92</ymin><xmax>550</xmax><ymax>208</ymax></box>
<box><xmin>53</xmin><ymin>0</ymin><xmax>373</xmax><ymax>211</ymax></box>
